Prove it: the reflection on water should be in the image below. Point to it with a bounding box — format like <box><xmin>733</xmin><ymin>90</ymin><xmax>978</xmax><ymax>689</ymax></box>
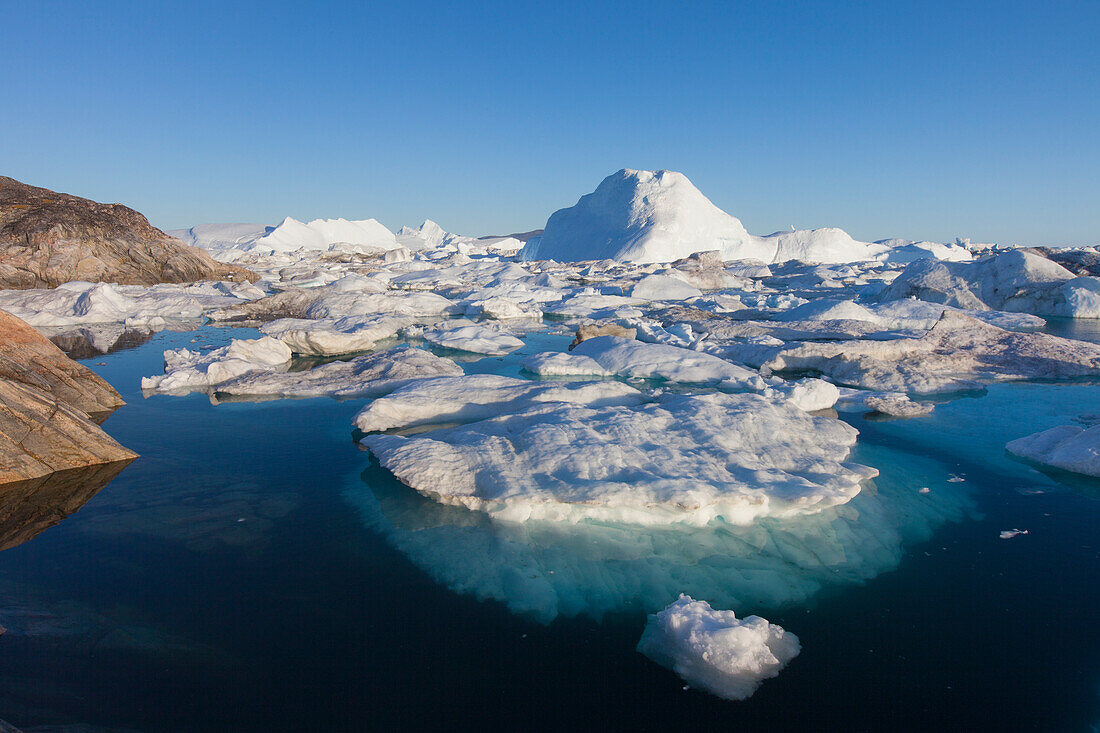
<box><xmin>0</xmin><ymin>460</ymin><xmax>134</xmax><ymax>552</ymax></box>
<box><xmin>347</xmin><ymin>441</ymin><xmax>975</xmax><ymax>623</ymax></box>
<box><xmin>1041</xmin><ymin>316</ymin><xmax>1100</xmax><ymax>345</ymax></box>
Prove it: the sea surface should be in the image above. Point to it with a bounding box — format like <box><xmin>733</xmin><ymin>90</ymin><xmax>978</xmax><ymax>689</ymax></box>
<box><xmin>1</xmin><ymin>325</ymin><xmax>1099</xmax><ymax>731</ymax></box>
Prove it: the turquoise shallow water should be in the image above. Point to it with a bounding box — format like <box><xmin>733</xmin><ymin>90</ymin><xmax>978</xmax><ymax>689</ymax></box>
<box><xmin>1</xmin><ymin>326</ymin><xmax>1098</xmax><ymax>731</ymax></box>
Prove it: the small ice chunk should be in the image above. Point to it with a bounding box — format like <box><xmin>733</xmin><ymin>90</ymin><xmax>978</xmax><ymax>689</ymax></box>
<box><xmin>768</xmin><ymin>378</ymin><xmax>840</xmax><ymax>412</ymax></box>
<box><xmin>637</xmin><ymin>595</ymin><xmax>801</xmax><ymax>701</ymax></box>
<box><xmin>520</xmin><ymin>352</ymin><xmax>612</xmax><ymax>377</ymax></box>
<box><xmin>999</xmin><ymin>529</ymin><xmax>1028</xmax><ymax>539</ymax></box>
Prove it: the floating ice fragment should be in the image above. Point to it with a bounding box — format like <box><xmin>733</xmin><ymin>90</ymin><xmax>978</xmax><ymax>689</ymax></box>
<box><xmin>637</xmin><ymin>595</ymin><xmax>800</xmax><ymax>701</ymax></box>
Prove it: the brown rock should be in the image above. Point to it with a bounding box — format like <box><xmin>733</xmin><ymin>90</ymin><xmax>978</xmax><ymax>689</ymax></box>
<box><xmin>0</xmin><ymin>310</ymin><xmax>136</xmax><ymax>487</ymax></box>
<box><xmin>0</xmin><ymin>379</ymin><xmax>136</xmax><ymax>484</ymax></box>
<box><xmin>0</xmin><ymin>176</ymin><xmax>258</xmax><ymax>288</ymax></box>
<box><xmin>0</xmin><ymin>309</ymin><xmax>124</xmax><ymax>421</ymax></box>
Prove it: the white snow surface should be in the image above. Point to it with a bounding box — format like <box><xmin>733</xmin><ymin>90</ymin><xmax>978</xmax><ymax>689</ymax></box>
<box><xmin>362</xmin><ymin>391</ymin><xmax>876</xmax><ymax>526</ymax></box>
<box><xmin>637</xmin><ymin>595</ymin><xmax>800</xmax><ymax>701</ymax></box>
<box><xmin>520</xmin><ymin>352</ymin><xmax>612</xmax><ymax>377</ymax></box>
<box><xmin>419</xmin><ymin>320</ymin><xmax>526</xmax><ymax>356</ymax></box>
<box><xmin>765</xmin><ymin>312</ymin><xmax>1100</xmax><ymax>393</ymax></box>
<box><xmin>354</xmin><ymin>374</ymin><xmax>645</xmax><ymax>433</ymax></box>
<box><xmin>572</xmin><ymin>336</ymin><xmax>765</xmax><ymax>390</ymax></box>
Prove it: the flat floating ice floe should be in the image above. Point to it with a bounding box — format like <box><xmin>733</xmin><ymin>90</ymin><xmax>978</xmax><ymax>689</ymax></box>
<box><xmin>637</xmin><ymin>595</ymin><xmax>800</xmax><ymax>701</ymax></box>
<box><xmin>418</xmin><ymin>320</ymin><xmax>526</xmax><ymax>356</ymax></box>
<box><xmin>0</xmin><ymin>280</ymin><xmax>263</xmax><ymax>328</ymax></box>
<box><xmin>572</xmin><ymin>335</ymin><xmax>765</xmax><ymax>390</ymax></box>
<box><xmin>354</xmin><ymin>374</ymin><xmax>645</xmax><ymax>433</ymax></box>
<box><xmin>260</xmin><ymin>315</ymin><xmax>413</xmax><ymax>355</ymax></box>
<box><xmin>215</xmin><ymin>346</ymin><xmax>464</xmax><ymax>400</ymax></box>
<box><xmin>520</xmin><ymin>351</ymin><xmax>612</xmax><ymax>377</ymax></box>
<box><xmin>1006</xmin><ymin>424</ymin><xmax>1100</xmax><ymax>477</ymax></box>
<box><xmin>363</xmin><ymin>390</ymin><xmax>876</xmax><ymax>526</ymax></box>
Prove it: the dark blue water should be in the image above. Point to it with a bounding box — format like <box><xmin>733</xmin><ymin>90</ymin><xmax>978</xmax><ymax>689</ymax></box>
<box><xmin>1</xmin><ymin>327</ymin><xmax>1098</xmax><ymax>731</ymax></box>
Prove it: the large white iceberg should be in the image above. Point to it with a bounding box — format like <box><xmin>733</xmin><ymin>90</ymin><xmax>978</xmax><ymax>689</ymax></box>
<box><xmin>251</xmin><ymin>216</ymin><xmax>399</xmax><ymax>253</ymax></box>
<box><xmin>353</xmin><ymin>374</ymin><xmax>645</xmax><ymax>433</ymax></box>
<box><xmin>520</xmin><ymin>169</ymin><xmax>891</xmax><ymax>265</ymax></box>
<box><xmin>363</xmin><ymin>391</ymin><xmax>876</xmax><ymax>526</ymax></box>
<box><xmin>637</xmin><ymin>595</ymin><xmax>800</xmax><ymax>701</ymax></box>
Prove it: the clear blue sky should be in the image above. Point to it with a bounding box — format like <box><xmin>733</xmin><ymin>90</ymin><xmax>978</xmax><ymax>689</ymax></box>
<box><xmin>3</xmin><ymin>0</ymin><xmax>1098</xmax><ymax>245</ymax></box>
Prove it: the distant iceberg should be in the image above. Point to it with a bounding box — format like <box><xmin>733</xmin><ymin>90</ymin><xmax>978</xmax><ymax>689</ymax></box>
<box><xmin>520</xmin><ymin>169</ymin><xmax>917</xmax><ymax>265</ymax></box>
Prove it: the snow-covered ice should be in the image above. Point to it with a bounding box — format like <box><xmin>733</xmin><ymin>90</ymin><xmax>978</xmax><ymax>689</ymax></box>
<box><xmin>363</xmin><ymin>391</ymin><xmax>876</xmax><ymax>526</ymax></box>
<box><xmin>215</xmin><ymin>347</ymin><xmax>463</xmax><ymax>400</ymax></box>
<box><xmin>418</xmin><ymin>320</ymin><xmax>526</xmax><ymax>356</ymax></box>
<box><xmin>1006</xmin><ymin>424</ymin><xmax>1100</xmax><ymax>477</ymax></box>
<box><xmin>572</xmin><ymin>336</ymin><xmax>765</xmax><ymax>389</ymax></box>
<box><xmin>141</xmin><ymin>336</ymin><xmax>292</xmax><ymax>394</ymax></box>
<box><xmin>353</xmin><ymin>375</ymin><xmax>645</xmax><ymax>433</ymax></box>
<box><xmin>764</xmin><ymin>312</ymin><xmax>1100</xmax><ymax>393</ymax></box>
<box><xmin>260</xmin><ymin>315</ymin><xmax>412</xmax><ymax>355</ymax></box>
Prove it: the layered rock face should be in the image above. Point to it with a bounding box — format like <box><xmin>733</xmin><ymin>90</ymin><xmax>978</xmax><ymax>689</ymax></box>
<box><xmin>0</xmin><ymin>176</ymin><xmax>257</xmax><ymax>288</ymax></box>
<box><xmin>0</xmin><ymin>310</ymin><xmax>124</xmax><ymax>419</ymax></box>
<box><xmin>0</xmin><ymin>309</ymin><xmax>136</xmax><ymax>485</ymax></box>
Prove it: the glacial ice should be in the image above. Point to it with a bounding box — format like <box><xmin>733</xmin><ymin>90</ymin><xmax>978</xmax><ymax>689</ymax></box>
<box><xmin>215</xmin><ymin>347</ymin><xmax>464</xmax><ymax>400</ymax></box>
<box><xmin>1006</xmin><ymin>424</ymin><xmax>1100</xmax><ymax>477</ymax></box>
<box><xmin>346</xmin><ymin>441</ymin><xmax>973</xmax><ymax>622</ymax></box>
<box><xmin>519</xmin><ymin>352</ymin><xmax>612</xmax><ymax>377</ymax></box>
<box><xmin>260</xmin><ymin>315</ymin><xmax>412</xmax><ymax>355</ymax></box>
<box><xmin>140</xmin><ymin>336</ymin><xmax>292</xmax><ymax>394</ymax></box>
<box><xmin>637</xmin><ymin>595</ymin><xmax>800</xmax><ymax>701</ymax></box>
<box><xmin>362</xmin><ymin>391</ymin><xmax>876</xmax><ymax>526</ymax></box>
<box><xmin>353</xmin><ymin>374</ymin><xmax>646</xmax><ymax>433</ymax></box>
<box><xmin>572</xmin><ymin>336</ymin><xmax>766</xmax><ymax>389</ymax></box>
<box><xmin>878</xmin><ymin>249</ymin><xmax>1100</xmax><ymax>318</ymax></box>
<box><xmin>764</xmin><ymin>312</ymin><xmax>1100</xmax><ymax>393</ymax></box>
<box><xmin>0</xmin><ymin>280</ymin><xmax>263</xmax><ymax>328</ymax></box>
<box><xmin>418</xmin><ymin>320</ymin><xmax>526</xmax><ymax>356</ymax></box>
<box><xmin>520</xmin><ymin>169</ymin><xmax>891</xmax><ymax>265</ymax></box>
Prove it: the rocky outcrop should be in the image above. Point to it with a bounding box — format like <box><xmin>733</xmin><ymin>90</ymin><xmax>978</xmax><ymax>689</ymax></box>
<box><xmin>0</xmin><ymin>309</ymin><xmax>124</xmax><ymax>420</ymax></box>
<box><xmin>0</xmin><ymin>176</ymin><xmax>258</xmax><ymax>288</ymax></box>
<box><xmin>0</xmin><ymin>310</ymin><xmax>136</xmax><ymax>486</ymax></box>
